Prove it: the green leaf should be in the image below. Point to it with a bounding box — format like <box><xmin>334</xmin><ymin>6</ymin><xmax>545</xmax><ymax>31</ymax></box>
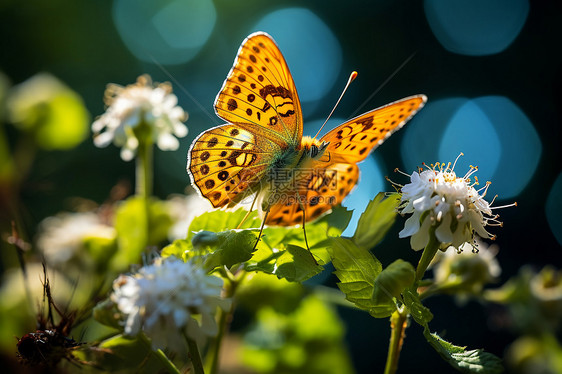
<box><xmin>206</xmin><ymin>229</ymin><xmax>259</xmax><ymax>269</ymax></box>
<box><xmin>97</xmin><ymin>334</ymin><xmax>167</xmax><ymax>373</ymax></box>
<box><xmin>186</xmin><ymin>208</ymin><xmax>259</xmax><ymax>242</ymax></box>
<box><xmin>273</xmin><ymin>245</ymin><xmax>323</xmax><ymax>282</ymax></box>
<box><xmin>93</xmin><ymin>299</ymin><xmax>123</xmax><ymax>330</ymax></box>
<box><xmin>7</xmin><ymin>73</ymin><xmax>89</xmax><ymax>150</ymax></box>
<box><xmin>163</xmin><ymin>229</ymin><xmax>258</xmax><ymax>271</ymax></box>
<box><xmin>236</xmin><ymin>272</ymin><xmax>305</xmax><ymax>313</ymax></box>
<box><xmin>372</xmin><ymin>259</ymin><xmax>415</xmax><ymax>306</ymax></box>
<box><xmin>403</xmin><ymin>289</ymin><xmax>433</xmax><ymax>325</ymax></box>
<box><xmin>161</xmin><ymin>238</ymin><xmax>191</xmax><ymax>259</ymax></box>
<box><xmin>322</xmin><ymin>204</ymin><xmax>353</xmax><ymax>236</ymax></box>
<box><xmin>113</xmin><ymin>197</ymin><xmax>173</xmax><ymax>267</ymax></box>
<box><xmin>368</xmin><ymin>259</ymin><xmax>416</xmax><ymax>317</ymax></box>
<box><xmin>353</xmin><ymin>192</ymin><xmax>400</xmax><ymax>250</ymax></box>
<box><xmin>423</xmin><ymin>327</ymin><xmax>504</xmax><ymax>373</ymax></box>
<box><xmin>328</xmin><ymin>237</ymin><xmax>394</xmax><ymax>317</ymax></box>
<box><xmin>83</xmin><ymin>234</ymin><xmax>117</xmax><ymax>271</ymax></box>
<box><xmin>260</xmin><ymin>206</ymin><xmax>352</xmax><ymax>264</ymax></box>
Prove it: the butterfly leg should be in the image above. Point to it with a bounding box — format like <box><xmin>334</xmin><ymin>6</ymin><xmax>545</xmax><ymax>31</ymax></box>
<box><xmin>252</xmin><ymin>208</ymin><xmax>270</xmax><ymax>252</ymax></box>
<box><xmin>296</xmin><ymin>191</ymin><xmax>318</xmax><ymax>265</ymax></box>
<box><xmin>237</xmin><ymin>194</ymin><xmax>258</xmax><ymax>229</ymax></box>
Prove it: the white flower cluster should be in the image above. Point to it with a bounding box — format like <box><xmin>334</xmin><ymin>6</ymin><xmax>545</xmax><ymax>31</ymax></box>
<box><xmin>92</xmin><ymin>75</ymin><xmax>188</xmax><ymax>161</ymax></box>
<box><xmin>111</xmin><ymin>257</ymin><xmax>230</xmax><ymax>350</ymax></box>
<box><xmin>398</xmin><ymin>158</ymin><xmax>502</xmax><ymax>250</ymax></box>
<box><xmin>37</xmin><ymin>212</ymin><xmax>116</xmax><ymax>267</ymax></box>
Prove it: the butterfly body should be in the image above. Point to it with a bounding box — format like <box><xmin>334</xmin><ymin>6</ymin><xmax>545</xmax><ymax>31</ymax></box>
<box><xmin>187</xmin><ymin>32</ymin><xmax>426</xmax><ymax>226</ymax></box>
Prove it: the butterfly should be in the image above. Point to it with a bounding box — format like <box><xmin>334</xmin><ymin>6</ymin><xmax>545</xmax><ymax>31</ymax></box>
<box><xmin>187</xmin><ymin>32</ymin><xmax>426</xmax><ymax>227</ymax></box>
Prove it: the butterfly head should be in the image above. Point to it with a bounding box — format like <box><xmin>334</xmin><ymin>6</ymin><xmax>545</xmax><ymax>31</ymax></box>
<box><xmin>310</xmin><ymin>141</ymin><xmax>330</xmax><ymax>160</ymax></box>
<box><xmin>301</xmin><ymin>136</ymin><xmax>330</xmax><ymax>161</ymax></box>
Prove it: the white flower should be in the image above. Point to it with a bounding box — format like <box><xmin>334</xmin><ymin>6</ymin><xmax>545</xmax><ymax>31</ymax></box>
<box><xmin>37</xmin><ymin>212</ymin><xmax>116</xmax><ymax>267</ymax></box>
<box><xmin>111</xmin><ymin>256</ymin><xmax>230</xmax><ymax>350</ymax></box>
<box><xmin>398</xmin><ymin>155</ymin><xmax>513</xmax><ymax>250</ymax></box>
<box><xmin>433</xmin><ymin>239</ymin><xmax>501</xmax><ymax>290</ymax></box>
<box><xmin>92</xmin><ymin>75</ymin><xmax>188</xmax><ymax>161</ymax></box>
<box><xmin>166</xmin><ymin>194</ymin><xmax>213</xmax><ymax>241</ymax></box>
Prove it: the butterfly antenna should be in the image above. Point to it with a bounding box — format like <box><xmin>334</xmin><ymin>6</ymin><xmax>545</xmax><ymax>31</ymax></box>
<box><xmin>313</xmin><ymin>71</ymin><xmax>358</xmax><ymax>140</ymax></box>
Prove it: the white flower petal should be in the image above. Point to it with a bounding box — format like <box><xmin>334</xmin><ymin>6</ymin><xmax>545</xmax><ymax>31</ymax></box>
<box><xmin>435</xmin><ymin>212</ymin><xmax>453</xmax><ymax>244</ymax></box>
<box><xmin>111</xmin><ymin>257</ymin><xmax>228</xmax><ymax>352</ymax></box>
<box><xmin>410</xmin><ymin>214</ymin><xmax>432</xmax><ymax>250</ymax></box>
<box><xmin>398</xmin><ymin>159</ymin><xmax>504</xmax><ymax>251</ymax></box>
<box><xmin>92</xmin><ymin>75</ymin><xmax>188</xmax><ymax>159</ymax></box>
<box><xmin>120</xmin><ymin>147</ymin><xmax>135</xmax><ymax>161</ymax></box>
<box><xmin>399</xmin><ymin>211</ymin><xmax>422</xmax><ymax>238</ymax></box>
<box><xmin>157</xmin><ymin>133</ymin><xmax>179</xmax><ymax>151</ymax></box>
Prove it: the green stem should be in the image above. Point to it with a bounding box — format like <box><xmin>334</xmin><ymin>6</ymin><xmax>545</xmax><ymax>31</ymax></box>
<box><xmin>383</xmin><ymin>308</ymin><xmax>409</xmax><ymax>374</ymax></box>
<box><xmin>139</xmin><ymin>333</ymin><xmax>180</xmax><ymax>374</ymax></box>
<box><xmin>184</xmin><ymin>332</ymin><xmax>205</xmax><ymax>374</ymax></box>
<box><xmin>415</xmin><ymin>229</ymin><xmax>439</xmax><ymax>282</ymax></box>
<box><xmin>206</xmin><ymin>274</ymin><xmax>240</xmax><ymax>374</ymax></box>
<box><xmin>207</xmin><ymin>307</ymin><xmax>229</xmax><ymax>374</ymax></box>
<box><xmin>136</xmin><ymin>132</ymin><xmax>153</xmax><ymax>199</ymax></box>
<box><xmin>135</xmin><ymin>124</ymin><xmax>153</xmax><ymax>253</ymax></box>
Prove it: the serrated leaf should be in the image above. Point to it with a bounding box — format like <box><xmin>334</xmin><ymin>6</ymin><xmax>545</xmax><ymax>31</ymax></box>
<box><xmin>403</xmin><ymin>289</ymin><xmax>433</xmax><ymax>325</ymax></box>
<box><xmin>273</xmin><ymin>244</ymin><xmax>323</xmax><ymax>282</ymax></box>
<box><xmin>372</xmin><ymin>259</ymin><xmax>415</xmax><ymax>305</ymax></box>
<box><xmin>423</xmin><ymin>327</ymin><xmax>504</xmax><ymax>373</ymax></box>
<box><xmin>322</xmin><ymin>205</ymin><xmax>353</xmax><ymax>235</ymax></box>
<box><xmin>206</xmin><ymin>230</ymin><xmax>259</xmax><ymax>269</ymax></box>
<box><xmin>353</xmin><ymin>193</ymin><xmax>400</xmax><ymax>250</ymax></box>
<box><xmin>186</xmin><ymin>208</ymin><xmax>260</xmax><ymax>242</ymax></box>
<box><xmin>328</xmin><ymin>237</ymin><xmax>392</xmax><ymax>316</ymax></box>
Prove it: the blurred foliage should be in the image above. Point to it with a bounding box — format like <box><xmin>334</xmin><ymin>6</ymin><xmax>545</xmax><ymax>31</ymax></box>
<box><xmin>241</xmin><ymin>295</ymin><xmax>354</xmax><ymax>374</ymax></box>
<box><xmin>7</xmin><ymin>73</ymin><xmax>89</xmax><ymax>150</ymax></box>
<box><xmin>113</xmin><ymin>196</ymin><xmax>173</xmax><ymax>268</ymax></box>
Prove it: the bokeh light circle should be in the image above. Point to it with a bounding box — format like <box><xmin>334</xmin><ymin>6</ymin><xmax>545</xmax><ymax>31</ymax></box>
<box><xmin>472</xmin><ymin>96</ymin><xmax>541</xmax><ymax>198</ymax></box>
<box><xmin>438</xmin><ymin>100</ymin><xmax>502</xmax><ymax>184</ymax></box>
<box><xmin>546</xmin><ymin>172</ymin><xmax>562</xmax><ymax>247</ymax></box>
<box><xmin>424</xmin><ymin>0</ymin><xmax>529</xmax><ymax>56</ymax></box>
<box><xmin>401</xmin><ymin>96</ymin><xmax>541</xmax><ymax>199</ymax></box>
<box><xmin>113</xmin><ymin>0</ymin><xmax>216</xmax><ymax>65</ymax></box>
<box><xmin>252</xmin><ymin>8</ymin><xmax>342</xmax><ymax>105</ymax></box>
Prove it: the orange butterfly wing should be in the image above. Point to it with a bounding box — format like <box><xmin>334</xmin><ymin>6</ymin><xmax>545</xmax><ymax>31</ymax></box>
<box><xmin>188</xmin><ymin>124</ymin><xmax>279</xmax><ymax>208</ymax></box>
<box><xmin>214</xmin><ymin>32</ymin><xmax>303</xmax><ymax>147</ymax></box>
<box><xmin>265</xmin><ymin>163</ymin><xmax>359</xmax><ymax>226</ymax></box>
<box><xmin>321</xmin><ymin>95</ymin><xmax>426</xmax><ymax>164</ymax></box>
<box><xmin>189</xmin><ymin>32</ymin><xmax>304</xmax><ymax>208</ymax></box>
<box><xmin>265</xmin><ymin>95</ymin><xmax>427</xmax><ymax>226</ymax></box>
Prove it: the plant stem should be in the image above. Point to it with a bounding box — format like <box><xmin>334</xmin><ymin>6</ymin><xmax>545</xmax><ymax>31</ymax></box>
<box><xmin>207</xmin><ymin>307</ymin><xmax>229</xmax><ymax>374</ymax></box>
<box><xmin>139</xmin><ymin>333</ymin><xmax>180</xmax><ymax>374</ymax></box>
<box><xmin>135</xmin><ymin>123</ymin><xmax>153</xmax><ymax>252</ymax></box>
<box><xmin>136</xmin><ymin>131</ymin><xmax>153</xmax><ymax>199</ymax></box>
<box><xmin>415</xmin><ymin>229</ymin><xmax>439</xmax><ymax>282</ymax></box>
<box><xmin>206</xmin><ymin>274</ymin><xmax>240</xmax><ymax>374</ymax></box>
<box><xmin>383</xmin><ymin>308</ymin><xmax>409</xmax><ymax>374</ymax></box>
<box><xmin>184</xmin><ymin>332</ymin><xmax>205</xmax><ymax>374</ymax></box>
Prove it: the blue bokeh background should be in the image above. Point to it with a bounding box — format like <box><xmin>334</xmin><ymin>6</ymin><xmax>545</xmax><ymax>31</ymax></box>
<box><xmin>1</xmin><ymin>1</ymin><xmax>560</xmax><ymax>373</ymax></box>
